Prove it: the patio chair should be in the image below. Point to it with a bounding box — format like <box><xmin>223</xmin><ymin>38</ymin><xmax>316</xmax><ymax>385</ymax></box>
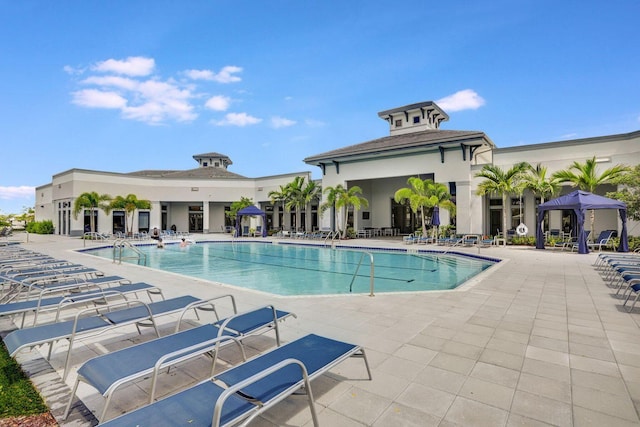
<box><xmin>1</xmin><ymin>272</ymin><xmax>121</xmax><ymax>304</ymax></box>
<box><xmin>63</xmin><ymin>305</ymin><xmax>296</xmax><ymax>422</ymax></box>
<box><xmin>241</xmin><ymin>226</ymin><xmax>250</xmax><ymax>237</ymax></box>
<box><xmin>587</xmin><ymin>230</ymin><xmax>616</xmax><ymax>252</ymax></box>
<box><xmin>99</xmin><ymin>333</ymin><xmax>372</xmax><ymax>427</ymax></box>
<box><xmin>4</xmin><ymin>295</ymin><xmax>223</xmax><ymax>381</ymax></box>
<box><xmin>0</xmin><ymin>280</ymin><xmax>163</xmax><ymax>328</ymax></box>
<box><xmin>569</xmin><ymin>230</ymin><xmax>592</xmax><ymax>252</ymax></box>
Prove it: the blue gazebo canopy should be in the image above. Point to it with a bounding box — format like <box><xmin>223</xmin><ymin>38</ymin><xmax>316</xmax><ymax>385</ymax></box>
<box><xmin>235</xmin><ymin>205</ymin><xmax>267</xmax><ymax>237</ymax></box>
<box><xmin>535</xmin><ymin>190</ymin><xmax>628</xmax><ymax>254</ymax></box>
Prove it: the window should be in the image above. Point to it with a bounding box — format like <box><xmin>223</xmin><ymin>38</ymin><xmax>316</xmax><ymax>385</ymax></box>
<box><xmin>413</xmin><ymin>116</ymin><xmax>420</xmax><ymax>124</ymax></box>
<box><xmin>362</xmin><ymin>211</ymin><xmax>370</xmax><ymax>220</ymax></box>
<box><xmin>112</xmin><ymin>211</ymin><xmax>125</xmax><ymax>234</ymax></box>
<box><xmin>395</xmin><ymin>119</ymin><xmax>402</xmax><ymax>127</ymax></box>
<box><xmin>138</xmin><ymin>211</ymin><xmax>150</xmax><ymax>233</ymax></box>
<box><xmin>214</xmin><ymin>162</ymin><xmax>219</xmax><ymax>167</ymax></box>
<box><xmin>202</xmin><ymin>162</ymin><xmax>208</xmax><ymax>167</ymax></box>
<box><xmin>511</xmin><ymin>198</ymin><xmax>523</xmax><ymax>229</ymax></box>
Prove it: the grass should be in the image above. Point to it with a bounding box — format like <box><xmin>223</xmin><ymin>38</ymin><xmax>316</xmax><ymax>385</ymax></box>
<box><xmin>0</xmin><ymin>341</ymin><xmax>48</xmax><ymax>418</ymax></box>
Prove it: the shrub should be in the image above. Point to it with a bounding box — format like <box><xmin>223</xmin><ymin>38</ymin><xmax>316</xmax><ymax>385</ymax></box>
<box><xmin>609</xmin><ymin>236</ymin><xmax>640</xmax><ymax>252</ymax></box>
<box><xmin>510</xmin><ymin>236</ymin><xmax>536</xmax><ymax>246</ymax></box>
<box><xmin>25</xmin><ymin>220</ymin><xmax>54</xmax><ymax>234</ymax></box>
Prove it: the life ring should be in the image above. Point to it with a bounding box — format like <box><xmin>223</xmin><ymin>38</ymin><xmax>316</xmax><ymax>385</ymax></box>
<box><xmin>516</xmin><ymin>223</ymin><xmax>528</xmax><ymax>236</ymax></box>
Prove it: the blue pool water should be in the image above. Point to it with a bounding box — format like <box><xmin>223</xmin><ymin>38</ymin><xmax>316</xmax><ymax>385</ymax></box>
<box><xmin>83</xmin><ymin>242</ymin><xmax>497</xmax><ymax>296</ymax></box>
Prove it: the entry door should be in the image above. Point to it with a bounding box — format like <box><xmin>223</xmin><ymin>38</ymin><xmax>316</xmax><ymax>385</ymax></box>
<box><xmin>490</xmin><ymin>210</ymin><xmax>501</xmax><ymax>236</ymax></box>
<box><xmin>391</xmin><ymin>199</ymin><xmax>415</xmax><ymax>234</ymax></box>
<box><xmin>189</xmin><ymin>213</ymin><xmax>203</xmax><ymax>233</ymax></box>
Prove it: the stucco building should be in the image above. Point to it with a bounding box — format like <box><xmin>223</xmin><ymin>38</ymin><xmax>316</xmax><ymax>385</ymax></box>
<box><xmin>36</xmin><ymin>101</ymin><xmax>640</xmax><ymax>238</ymax></box>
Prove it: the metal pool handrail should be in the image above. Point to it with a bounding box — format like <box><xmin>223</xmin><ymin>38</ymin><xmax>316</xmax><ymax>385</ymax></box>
<box><xmin>348</xmin><ymin>251</ymin><xmax>375</xmax><ymax>296</ymax></box>
<box><xmin>112</xmin><ymin>240</ymin><xmax>147</xmax><ymax>266</ymax></box>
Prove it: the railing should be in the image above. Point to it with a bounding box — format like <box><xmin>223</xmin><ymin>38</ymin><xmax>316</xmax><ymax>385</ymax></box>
<box><xmin>348</xmin><ymin>251</ymin><xmax>375</xmax><ymax>296</ymax></box>
<box><xmin>112</xmin><ymin>239</ymin><xmax>147</xmax><ymax>266</ymax></box>
<box><xmin>83</xmin><ymin>232</ymin><xmax>108</xmax><ymax>247</ymax></box>
<box><xmin>324</xmin><ymin>230</ymin><xmax>340</xmax><ymax>248</ymax></box>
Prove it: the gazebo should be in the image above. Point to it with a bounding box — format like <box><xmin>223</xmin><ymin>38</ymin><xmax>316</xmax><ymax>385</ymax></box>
<box><xmin>235</xmin><ymin>205</ymin><xmax>267</xmax><ymax>237</ymax></box>
<box><xmin>535</xmin><ymin>190</ymin><xmax>628</xmax><ymax>254</ymax></box>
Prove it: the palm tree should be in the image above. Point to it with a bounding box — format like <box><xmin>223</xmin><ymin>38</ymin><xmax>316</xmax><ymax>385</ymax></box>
<box><xmin>522</xmin><ymin>163</ymin><xmax>560</xmax><ymax>234</ymax></box>
<box><xmin>284</xmin><ymin>176</ymin><xmax>306</xmax><ymax>231</ymax></box>
<box><xmin>268</xmin><ymin>185</ymin><xmax>288</xmax><ymax>230</ymax></box>
<box><xmin>320</xmin><ymin>184</ymin><xmax>345</xmax><ymax>234</ymax></box>
<box><xmin>553</xmin><ymin>156</ymin><xmax>629</xmax><ymax>238</ymax></box>
<box><xmin>72</xmin><ymin>192</ymin><xmax>112</xmax><ymax>234</ymax></box>
<box><xmin>337</xmin><ymin>185</ymin><xmax>369</xmax><ymax>238</ymax></box>
<box><xmin>475</xmin><ymin>162</ymin><xmax>529</xmax><ymax>241</ymax></box>
<box><xmin>426</xmin><ymin>180</ymin><xmax>456</xmax><ymax>239</ymax></box>
<box><xmin>300</xmin><ymin>180</ymin><xmax>321</xmax><ymax>231</ymax></box>
<box><xmin>394</xmin><ymin>177</ymin><xmax>437</xmax><ymax>237</ymax></box>
<box><xmin>108</xmin><ymin>194</ymin><xmax>151</xmax><ymax>236</ymax></box>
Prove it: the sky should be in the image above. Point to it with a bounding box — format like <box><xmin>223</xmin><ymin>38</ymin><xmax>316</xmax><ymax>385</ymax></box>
<box><xmin>1</xmin><ymin>0</ymin><xmax>639</xmax><ymax>215</ymax></box>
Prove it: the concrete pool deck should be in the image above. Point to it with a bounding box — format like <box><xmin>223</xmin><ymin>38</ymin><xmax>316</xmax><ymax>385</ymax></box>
<box><xmin>2</xmin><ymin>233</ymin><xmax>640</xmax><ymax>426</ymax></box>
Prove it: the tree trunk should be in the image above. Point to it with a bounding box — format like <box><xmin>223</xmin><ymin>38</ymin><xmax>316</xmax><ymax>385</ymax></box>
<box><xmin>502</xmin><ymin>194</ymin><xmax>508</xmax><ymax>241</ymax></box>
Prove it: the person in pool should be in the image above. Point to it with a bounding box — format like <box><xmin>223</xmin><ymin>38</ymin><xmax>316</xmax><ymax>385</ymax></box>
<box><xmin>151</xmin><ymin>227</ymin><xmax>160</xmax><ymax>240</ymax></box>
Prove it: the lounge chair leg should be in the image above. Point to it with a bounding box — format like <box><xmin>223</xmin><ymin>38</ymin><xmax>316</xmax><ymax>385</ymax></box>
<box><xmin>628</xmin><ymin>294</ymin><xmax>640</xmax><ymax>313</ymax></box>
<box><xmin>62</xmin><ymin>378</ymin><xmax>80</xmax><ymax>420</ymax></box>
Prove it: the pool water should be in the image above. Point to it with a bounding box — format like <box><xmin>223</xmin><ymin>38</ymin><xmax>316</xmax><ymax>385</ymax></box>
<box><xmin>83</xmin><ymin>242</ymin><xmax>496</xmax><ymax>296</ymax></box>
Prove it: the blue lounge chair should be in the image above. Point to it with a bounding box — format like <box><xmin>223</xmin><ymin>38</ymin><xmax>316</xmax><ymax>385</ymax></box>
<box><xmin>99</xmin><ymin>333</ymin><xmax>372</xmax><ymax>427</ymax></box>
<box><xmin>0</xmin><ymin>281</ymin><xmax>162</xmax><ymax>328</ymax></box>
<box><xmin>63</xmin><ymin>305</ymin><xmax>296</xmax><ymax>422</ymax></box>
<box><xmin>1</xmin><ymin>274</ymin><xmax>123</xmax><ymax>304</ymax></box>
<box><xmin>0</xmin><ymin>266</ymin><xmax>103</xmax><ymax>302</ymax></box>
<box><xmin>587</xmin><ymin>230</ymin><xmax>616</xmax><ymax>252</ymax></box>
<box><xmin>4</xmin><ymin>295</ymin><xmax>223</xmax><ymax>380</ymax></box>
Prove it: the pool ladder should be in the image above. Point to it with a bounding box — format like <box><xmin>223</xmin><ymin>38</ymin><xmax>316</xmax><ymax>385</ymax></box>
<box><xmin>349</xmin><ymin>251</ymin><xmax>375</xmax><ymax>296</ymax></box>
<box><xmin>112</xmin><ymin>239</ymin><xmax>147</xmax><ymax>266</ymax></box>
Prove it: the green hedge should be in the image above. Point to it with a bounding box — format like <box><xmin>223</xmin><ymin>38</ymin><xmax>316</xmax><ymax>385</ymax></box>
<box><xmin>25</xmin><ymin>220</ymin><xmax>54</xmax><ymax>234</ymax></box>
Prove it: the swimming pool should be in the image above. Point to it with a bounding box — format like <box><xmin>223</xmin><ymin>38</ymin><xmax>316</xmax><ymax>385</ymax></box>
<box><xmin>83</xmin><ymin>242</ymin><xmax>497</xmax><ymax>296</ymax></box>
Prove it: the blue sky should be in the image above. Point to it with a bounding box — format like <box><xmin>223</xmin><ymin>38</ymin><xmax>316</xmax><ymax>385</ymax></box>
<box><xmin>1</xmin><ymin>1</ymin><xmax>639</xmax><ymax>215</ymax></box>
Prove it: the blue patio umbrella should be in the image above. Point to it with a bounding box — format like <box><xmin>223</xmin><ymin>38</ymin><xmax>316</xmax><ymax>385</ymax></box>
<box><xmin>431</xmin><ymin>206</ymin><xmax>441</xmax><ymax>226</ymax></box>
<box><xmin>431</xmin><ymin>206</ymin><xmax>440</xmax><ymax>240</ymax></box>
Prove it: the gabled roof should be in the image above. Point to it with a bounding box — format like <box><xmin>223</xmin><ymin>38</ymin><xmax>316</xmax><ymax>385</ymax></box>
<box><xmin>304</xmin><ymin>129</ymin><xmax>494</xmax><ymax>164</ymax></box>
<box><xmin>126</xmin><ymin>167</ymin><xmax>246</xmax><ymax>179</ymax></box>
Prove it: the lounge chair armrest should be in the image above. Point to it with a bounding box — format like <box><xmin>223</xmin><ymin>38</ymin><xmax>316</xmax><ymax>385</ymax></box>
<box><xmin>149</xmin><ymin>335</ymin><xmax>246</xmax><ymax>402</ymax></box>
<box><xmin>174</xmin><ymin>294</ymin><xmax>237</xmax><ymax>333</ymax></box>
<box><xmin>212</xmin><ymin>358</ymin><xmax>316</xmax><ymax>427</ymax></box>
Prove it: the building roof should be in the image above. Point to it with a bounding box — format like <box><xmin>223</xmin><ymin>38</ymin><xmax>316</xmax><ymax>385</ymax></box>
<box><xmin>126</xmin><ymin>167</ymin><xmax>246</xmax><ymax>179</ymax></box>
<box><xmin>192</xmin><ymin>152</ymin><xmax>233</xmax><ymax>165</ymax></box>
<box><xmin>304</xmin><ymin>129</ymin><xmax>493</xmax><ymax>164</ymax></box>
<box><xmin>377</xmin><ymin>101</ymin><xmax>450</xmax><ymax>121</ymax></box>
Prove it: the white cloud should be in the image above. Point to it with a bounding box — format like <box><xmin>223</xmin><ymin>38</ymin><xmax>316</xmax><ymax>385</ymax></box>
<box><xmin>72</xmin><ymin>89</ymin><xmax>127</xmax><ymax>109</ymax></box>
<box><xmin>0</xmin><ymin>186</ymin><xmax>35</xmax><ymax>200</ymax></box>
<box><xmin>205</xmin><ymin>95</ymin><xmax>231</xmax><ymax>111</ymax></box>
<box><xmin>69</xmin><ymin>57</ymin><xmax>249</xmax><ymax>124</ymax></box>
<box><xmin>184</xmin><ymin>66</ymin><xmax>242</xmax><ymax>83</ymax></box>
<box><xmin>92</xmin><ymin>56</ymin><xmax>155</xmax><ymax>76</ymax></box>
<box><xmin>305</xmin><ymin>119</ymin><xmax>326</xmax><ymax>127</ymax></box>
<box><xmin>436</xmin><ymin>89</ymin><xmax>486</xmax><ymax>112</ymax></box>
<box><xmin>214</xmin><ymin>112</ymin><xmax>262</xmax><ymax>127</ymax></box>
<box><xmin>81</xmin><ymin>75</ymin><xmax>138</xmax><ymax>91</ymax></box>
<box><xmin>560</xmin><ymin>133</ymin><xmax>578</xmax><ymax>140</ymax></box>
<box><xmin>271</xmin><ymin>116</ymin><xmax>296</xmax><ymax>129</ymax></box>
<box><xmin>63</xmin><ymin>65</ymin><xmax>84</xmax><ymax>75</ymax></box>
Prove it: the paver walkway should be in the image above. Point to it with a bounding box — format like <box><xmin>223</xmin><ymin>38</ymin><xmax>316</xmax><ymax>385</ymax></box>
<box><xmin>2</xmin><ymin>234</ymin><xmax>640</xmax><ymax>426</ymax></box>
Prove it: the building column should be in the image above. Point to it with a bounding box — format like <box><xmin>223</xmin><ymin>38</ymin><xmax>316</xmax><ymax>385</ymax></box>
<box><xmin>455</xmin><ymin>181</ymin><xmax>483</xmax><ymax>234</ymax></box>
<box><xmin>150</xmin><ymin>202</ymin><xmax>162</xmax><ymax>230</ymax></box>
<box><xmin>203</xmin><ymin>201</ymin><xmax>210</xmax><ymax>234</ymax></box>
